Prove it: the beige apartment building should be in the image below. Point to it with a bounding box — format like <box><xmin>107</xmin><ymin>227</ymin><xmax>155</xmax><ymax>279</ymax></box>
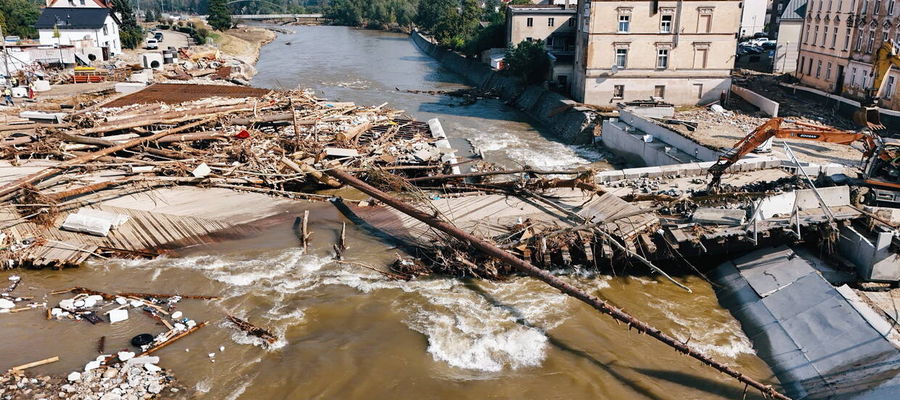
<box><xmin>795</xmin><ymin>0</ymin><xmax>857</xmax><ymax>93</ymax></box>
<box><xmin>506</xmin><ymin>2</ymin><xmax>578</xmax><ymax>88</ymax></box>
<box><xmin>842</xmin><ymin>0</ymin><xmax>900</xmax><ymax>110</ymax></box>
<box><xmin>572</xmin><ymin>0</ymin><xmax>741</xmax><ymax>105</ymax></box>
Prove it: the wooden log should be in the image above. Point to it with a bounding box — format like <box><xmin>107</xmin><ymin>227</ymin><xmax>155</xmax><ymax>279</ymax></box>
<box><xmin>138</xmin><ymin>321</ymin><xmax>208</xmax><ymax>356</ymax></box>
<box><xmin>293</xmin><ymin>210</ymin><xmax>311</xmax><ymax>253</ymax></box>
<box><xmin>323</xmin><ymin>167</ymin><xmax>791</xmax><ymax>400</ymax></box>
<box><xmin>336</xmin><ymin>122</ymin><xmax>371</xmax><ymax>143</ymax></box>
<box><xmin>226</xmin><ymin>315</ymin><xmax>277</xmax><ymax>344</ymax></box>
<box><xmin>0</xmin><ymin>116</ymin><xmax>221</xmax><ymax>199</ymax></box>
<box><xmin>279</xmin><ymin>156</ymin><xmax>341</xmax><ymax>188</ymax></box>
<box><xmin>9</xmin><ymin>356</ymin><xmax>59</xmax><ymax>372</ymax></box>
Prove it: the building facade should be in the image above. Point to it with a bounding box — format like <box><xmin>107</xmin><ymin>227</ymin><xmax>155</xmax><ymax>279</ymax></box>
<box><xmin>35</xmin><ymin>8</ymin><xmax>122</xmax><ymax>57</ymax></box>
<box><xmin>573</xmin><ymin>0</ymin><xmax>741</xmax><ymax>105</ymax></box>
<box><xmin>45</xmin><ymin>0</ymin><xmax>112</xmax><ymax>7</ymax></box>
<box><xmin>795</xmin><ymin>0</ymin><xmax>857</xmax><ymax>93</ymax></box>
<box><xmin>741</xmin><ymin>0</ymin><xmax>770</xmax><ymax>37</ymax></box>
<box><xmin>506</xmin><ymin>2</ymin><xmax>577</xmax><ymax>89</ymax></box>
<box><xmin>774</xmin><ymin>0</ymin><xmax>808</xmax><ymax>73</ymax></box>
<box><xmin>843</xmin><ymin>0</ymin><xmax>900</xmax><ymax>109</ymax></box>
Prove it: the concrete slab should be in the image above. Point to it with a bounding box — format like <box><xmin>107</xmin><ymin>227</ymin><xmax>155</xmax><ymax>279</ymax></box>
<box><xmin>692</xmin><ymin>207</ymin><xmax>747</xmax><ymax>226</ymax></box>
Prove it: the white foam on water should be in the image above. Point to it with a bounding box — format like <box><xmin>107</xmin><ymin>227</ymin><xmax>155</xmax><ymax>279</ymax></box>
<box><xmin>195</xmin><ymin>378</ymin><xmax>212</xmax><ymax>393</ymax></box>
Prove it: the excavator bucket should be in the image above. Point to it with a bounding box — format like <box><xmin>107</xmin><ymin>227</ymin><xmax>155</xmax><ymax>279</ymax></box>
<box><xmin>854</xmin><ymin>106</ymin><xmax>886</xmax><ymax>130</ymax></box>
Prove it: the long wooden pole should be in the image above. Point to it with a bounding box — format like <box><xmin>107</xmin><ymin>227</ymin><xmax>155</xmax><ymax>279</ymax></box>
<box><xmin>324</xmin><ymin>167</ymin><xmax>790</xmax><ymax>400</ymax></box>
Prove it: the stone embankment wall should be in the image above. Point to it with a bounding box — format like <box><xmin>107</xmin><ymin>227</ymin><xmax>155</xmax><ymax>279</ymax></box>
<box><xmin>411</xmin><ymin>31</ymin><xmax>596</xmax><ymax>144</ymax></box>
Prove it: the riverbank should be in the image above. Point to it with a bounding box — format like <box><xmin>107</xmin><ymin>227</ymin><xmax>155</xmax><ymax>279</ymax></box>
<box><xmin>410</xmin><ymin>31</ymin><xmax>598</xmax><ymax>145</ymax></box>
<box><xmin>215</xmin><ymin>26</ymin><xmax>277</xmax><ymax>65</ymax></box>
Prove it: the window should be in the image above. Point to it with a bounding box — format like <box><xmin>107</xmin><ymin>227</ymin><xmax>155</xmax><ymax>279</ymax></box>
<box><xmin>657</xmin><ymin>49</ymin><xmax>669</xmax><ymax>69</ymax></box>
<box><xmin>891</xmin><ymin>0</ymin><xmax>896</xmax><ymax>15</ymax></box>
<box><xmin>527</xmin><ymin>18</ymin><xmax>533</xmax><ymax>27</ymax></box>
<box><xmin>660</xmin><ymin>15</ymin><xmax>673</xmax><ymax>33</ymax></box>
<box><xmin>888</xmin><ymin>76</ymin><xmax>896</xmax><ymax>95</ymax></box>
<box><xmin>826</xmin><ymin>62</ymin><xmax>832</xmax><ymax>80</ymax></box>
<box><xmin>613</xmin><ymin>85</ymin><xmax>625</xmax><ymax>98</ymax></box>
<box><xmin>852</xmin><ymin>67</ymin><xmax>858</xmax><ymax>86</ymax></box>
<box><xmin>896</xmin><ymin>29</ymin><xmax>900</xmax><ymax>44</ymax></box>
<box><xmin>103</xmin><ymin>24</ymin><xmax>108</xmax><ymax>35</ymax></box>
<box><xmin>804</xmin><ymin>26</ymin><xmax>810</xmax><ymax>44</ymax></box>
<box><xmin>799</xmin><ymin>57</ymin><xmax>805</xmax><ymax>74</ymax></box>
<box><xmin>813</xmin><ymin>26</ymin><xmax>819</xmax><ymax>46</ymax></box>
<box><xmin>615</xmin><ymin>48</ymin><xmax>628</xmax><ymax>68</ymax></box>
<box><xmin>618</xmin><ymin>15</ymin><xmax>630</xmax><ymax>32</ymax></box>
<box><xmin>698</xmin><ymin>14</ymin><xmax>712</xmax><ymax>33</ymax></box>
<box><xmin>695</xmin><ymin>48</ymin><xmax>708</xmax><ymax>68</ymax></box>
<box><xmin>816</xmin><ymin>60</ymin><xmax>822</xmax><ymax>78</ymax></box>
<box><xmin>558</xmin><ymin>75</ymin><xmax>568</xmax><ymax>87</ymax></box>
<box><xmin>863</xmin><ymin>0</ymin><xmax>869</xmax><ymax>13</ymax></box>
<box><xmin>79</xmin><ymin>0</ymin><xmax>85</xmax><ymax>4</ymax></box>
<box><xmin>856</xmin><ymin>32</ymin><xmax>864</xmax><ymax>51</ymax></box>
<box><xmin>831</xmin><ymin>28</ymin><xmax>838</xmax><ymax>48</ymax></box>
<box><xmin>568</xmin><ymin>18</ymin><xmax>575</xmax><ymax>27</ymax></box>
<box><xmin>694</xmin><ymin>83</ymin><xmax>704</xmax><ymax>99</ymax></box>
<box><xmin>808</xmin><ymin>58</ymin><xmax>813</xmax><ymax>75</ymax></box>
<box><xmin>845</xmin><ymin>28</ymin><xmax>851</xmax><ymax>50</ymax></box>
<box><xmin>868</xmin><ymin>32</ymin><xmax>876</xmax><ymax>53</ymax></box>
<box><xmin>875</xmin><ymin>0</ymin><xmax>882</xmax><ymax>13</ymax></box>
<box><xmin>654</xmin><ymin>85</ymin><xmax>666</xmax><ymax>98</ymax></box>
<box><xmin>547</xmin><ymin>36</ymin><xmax>554</xmax><ymax>47</ymax></box>
<box><xmin>548</xmin><ymin>18</ymin><xmax>555</xmax><ymax>27</ymax></box>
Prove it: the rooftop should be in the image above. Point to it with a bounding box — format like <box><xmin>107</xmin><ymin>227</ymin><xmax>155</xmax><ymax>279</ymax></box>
<box><xmin>34</xmin><ymin>7</ymin><xmax>118</xmax><ymax>30</ymax></box>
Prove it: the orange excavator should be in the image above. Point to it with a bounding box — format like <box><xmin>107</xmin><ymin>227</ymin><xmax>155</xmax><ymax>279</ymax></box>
<box><xmin>707</xmin><ymin>117</ymin><xmax>900</xmax><ymax>204</ymax></box>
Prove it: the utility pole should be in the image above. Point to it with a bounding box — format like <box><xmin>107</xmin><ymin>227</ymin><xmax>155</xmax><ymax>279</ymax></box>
<box><xmin>0</xmin><ymin>24</ymin><xmax>10</xmax><ymax>81</ymax></box>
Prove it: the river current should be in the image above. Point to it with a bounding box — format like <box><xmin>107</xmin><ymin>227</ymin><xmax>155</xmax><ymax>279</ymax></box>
<box><xmin>0</xmin><ymin>26</ymin><xmax>777</xmax><ymax>399</ymax></box>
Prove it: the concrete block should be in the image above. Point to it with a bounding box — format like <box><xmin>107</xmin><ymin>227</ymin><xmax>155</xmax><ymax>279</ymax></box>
<box><xmin>115</xmin><ymin>82</ymin><xmax>146</xmax><ymax>94</ymax></box>
<box><xmin>595</xmin><ymin>170</ymin><xmax>625</xmax><ymax>183</ymax></box>
<box><xmin>692</xmin><ymin>208</ymin><xmax>747</xmax><ymax>226</ymax></box>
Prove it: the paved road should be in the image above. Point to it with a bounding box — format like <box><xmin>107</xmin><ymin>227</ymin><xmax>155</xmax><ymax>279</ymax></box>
<box><xmin>144</xmin><ymin>30</ymin><xmax>190</xmax><ymax>50</ymax></box>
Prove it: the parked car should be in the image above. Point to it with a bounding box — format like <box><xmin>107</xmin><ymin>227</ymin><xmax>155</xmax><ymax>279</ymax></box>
<box><xmin>145</xmin><ymin>38</ymin><xmax>159</xmax><ymax>50</ymax></box>
<box><xmin>154</xmin><ymin>32</ymin><xmax>164</xmax><ymax>41</ymax></box>
<box><xmin>761</xmin><ymin>40</ymin><xmax>777</xmax><ymax>50</ymax></box>
<box><xmin>753</xmin><ymin>32</ymin><xmax>768</xmax><ymax>38</ymax></box>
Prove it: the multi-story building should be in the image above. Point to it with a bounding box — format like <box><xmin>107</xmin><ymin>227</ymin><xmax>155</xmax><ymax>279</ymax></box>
<box><xmin>773</xmin><ymin>0</ymin><xmax>808</xmax><ymax>73</ymax></box>
<box><xmin>795</xmin><ymin>0</ymin><xmax>856</xmax><ymax>93</ymax></box>
<box><xmin>572</xmin><ymin>0</ymin><xmax>741</xmax><ymax>105</ymax></box>
<box><xmin>843</xmin><ymin>0</ymin><xmax>900</xmax><ymax>109</ymax></box>
<box><xmin>506</xmin><ymin>2</ymin><xmax>578</xmax><ymax>89</ymax></box>
<box><xmin>741</xmin><ymin>0</ymin><xmax>770</xmax><ymax>38</ymax></box>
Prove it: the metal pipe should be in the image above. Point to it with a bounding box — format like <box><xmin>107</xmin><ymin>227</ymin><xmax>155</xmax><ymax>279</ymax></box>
<box><xmin>324</xmin><ymin>167</ymin><xmax>791</xmax><ymax>400</ymax></box>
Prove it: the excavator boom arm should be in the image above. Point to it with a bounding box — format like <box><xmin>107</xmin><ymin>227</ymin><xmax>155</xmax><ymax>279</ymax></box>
<box><xmin>707</xmin><ymin>118</ymin><xmax>878</xmax><ymax>191</ymax></box>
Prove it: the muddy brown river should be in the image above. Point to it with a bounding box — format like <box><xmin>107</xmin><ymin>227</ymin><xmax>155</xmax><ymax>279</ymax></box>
<box><xmin>0</xmin><ymin>26</ymin><xmax>777</xmax><ymax>399</ymax></box>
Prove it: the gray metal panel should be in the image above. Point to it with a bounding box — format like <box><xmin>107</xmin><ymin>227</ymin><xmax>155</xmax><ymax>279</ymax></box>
<box><xmin>714</xmin><ymin>246</ymin><xmax>900</xmax><ymax>399</ymax></box>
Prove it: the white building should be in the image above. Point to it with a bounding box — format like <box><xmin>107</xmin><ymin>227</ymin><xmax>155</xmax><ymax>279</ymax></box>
<box><xmin>740</xmin><ymin>0</ymin><xmax>769</xmax><ymax>38</ymax></box>
<box><xmin>35</xmin><ymin>7</ymin><xmax>122</xmax><ymax>58</ymax></box>
<box><xmin>773</xmin><ymin>0</ymin><xmax>806</xmax><ymax>73</ymax></box>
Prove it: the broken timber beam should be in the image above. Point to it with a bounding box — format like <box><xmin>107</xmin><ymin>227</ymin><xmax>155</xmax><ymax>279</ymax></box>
<box><xmin>324</xmin><ymin>167</ymin><xmax>790</xmax><ymax>400</ymax></box>
<box><xmin>0</xmin><ymin>116</ymin><xmax>220</xmax><ymax>199</ymax></box>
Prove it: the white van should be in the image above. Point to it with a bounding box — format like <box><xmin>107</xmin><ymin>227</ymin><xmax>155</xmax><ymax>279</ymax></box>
<box><xmin>145</xmin><ymin>39</ymin><xmax>159</xmax><ymax>50</ymax></box>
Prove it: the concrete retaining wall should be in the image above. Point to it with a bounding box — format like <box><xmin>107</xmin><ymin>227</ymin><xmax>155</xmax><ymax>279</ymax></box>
<box><xmin>600</xmin><ymin>110</ymin><xmax>722</xmax><ymax>167</ymax></box>
<box><xmin>838</xmin><ymin>227</ymin><xmax>900</xmax><ymax>281</ymax></box>
<box><xmin>411</xmin><ymin>31</ymin><xmax>596</xmax><ymax>144</ymax></box>
<box><xmin>731</xmin><ymin>85</ymin><xmax>779</xmax><ymax>117</ymax></box>
<box><xmin>779</xmin><ymin>83</ymin><xmax>900</xmax><ymax>130</ymax></box>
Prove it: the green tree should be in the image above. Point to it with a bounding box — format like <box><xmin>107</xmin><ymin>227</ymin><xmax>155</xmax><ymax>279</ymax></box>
<box><xmin>415</xmin><ymin>0</ymin><xmax>454</xmax><ymax>30</ymax></box>
<box><xmin>0</xmin><ymin>0</ymin><xmax>41</xmax><ymax>39</ymax></box>
<box><xmin>208</xmin><ymin>0</ymin><xmax>233</xmax><ymax>31</ymax></box>
<box><xmin>504</xmin><ymin>40</ymin><xmax>550</xmax><ymax>85</ymax></box>
<box><xmin>111</xmin><ymin>0</ymin><xmax>143</xmax><ymax>49</ymax></box>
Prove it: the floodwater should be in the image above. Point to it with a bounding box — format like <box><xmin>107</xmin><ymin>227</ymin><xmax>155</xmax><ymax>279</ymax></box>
<box><xmin>0</xmin><ymin>26</ymin><xmax>777</xmax><ymax>399</ymax></box>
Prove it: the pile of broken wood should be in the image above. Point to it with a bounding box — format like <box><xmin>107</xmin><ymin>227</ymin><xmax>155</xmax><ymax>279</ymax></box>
<box><xmin>0</xmin><ymin>89</ymin><xmax>455</xmax><ymax>210</ymax></box>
